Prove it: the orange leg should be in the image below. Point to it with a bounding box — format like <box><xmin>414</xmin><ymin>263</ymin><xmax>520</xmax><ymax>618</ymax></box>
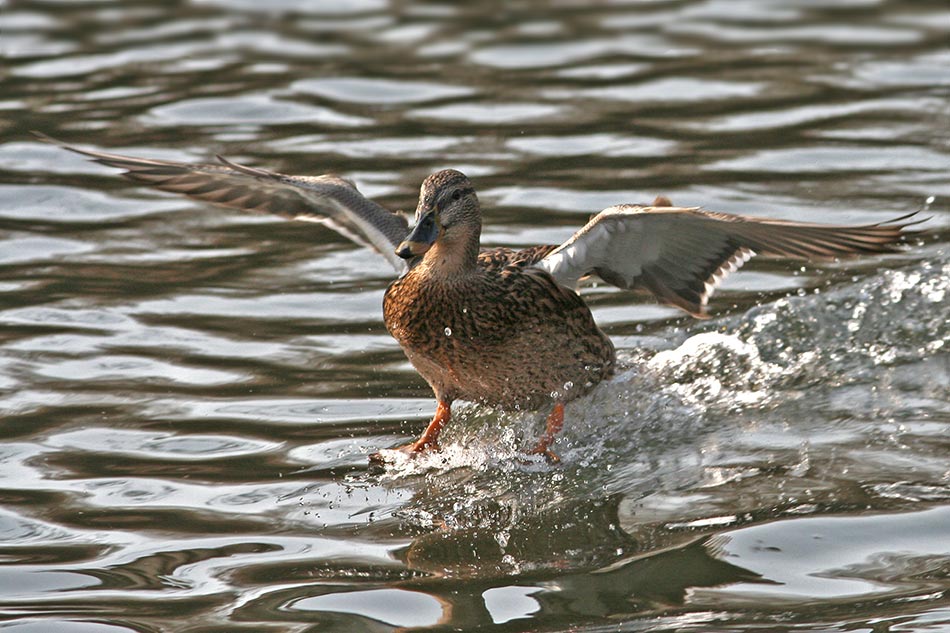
<box><xmin>406</xmin><ymin>399</ymin><xmax>451</xmax><ymax>453</ymax></box>
<box><xmin>528</xmin><ymin>402</ymin><xmax>565</xmax><ymax>463</ymax></box>
<box><xmin>369</xmin><ymin>400</ymin><xmax>451</xmax><ymax>464</ymax></box>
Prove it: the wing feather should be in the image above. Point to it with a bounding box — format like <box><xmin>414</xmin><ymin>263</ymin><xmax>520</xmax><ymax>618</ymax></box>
<box><xmin>536</xmin><ymin>204</ymin><xmax>922</xmax><ymax>317</ymax></box>
<box><xmin>35</xmin><ymin>132</ymin><xmax>409</xmax><ymax>272</ymax></box>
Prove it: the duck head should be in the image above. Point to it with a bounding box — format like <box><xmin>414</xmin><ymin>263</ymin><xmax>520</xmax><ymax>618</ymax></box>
<box><xmin>396</xmin><ymin>169</ymin><xmax>480</xmax><ymax>260</ymax></box>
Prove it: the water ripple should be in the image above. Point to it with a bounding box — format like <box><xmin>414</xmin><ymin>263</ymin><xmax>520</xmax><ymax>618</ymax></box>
<box><xmin>293</xmin><ymin>77</ymin><xmax>474</xmax><ymax>105</ymax></box>
<box><xmin>146</xmin><ymin>95</ymin><xmax>371</xmax><ymax>127</ymax></box>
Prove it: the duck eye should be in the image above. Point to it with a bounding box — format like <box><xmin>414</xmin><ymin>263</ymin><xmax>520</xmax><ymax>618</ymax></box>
<box><xmin>451</xmin><ymin>190</ymin><xmax>462</xmax><ymax>202</ymax></box>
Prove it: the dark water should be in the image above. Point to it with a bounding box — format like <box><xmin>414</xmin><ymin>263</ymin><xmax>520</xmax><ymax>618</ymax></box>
<box><xmin>2</xmin><ymin>0</ymin><xmax>949</xmax><ymax>631</ymax></box>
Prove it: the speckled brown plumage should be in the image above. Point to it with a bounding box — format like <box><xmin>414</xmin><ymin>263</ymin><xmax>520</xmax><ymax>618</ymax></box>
<box><xmin>475</xmin><ymin>244</ymin><xmax>559</xmax><ymax>271</ymax></box>
<box><xmin>384</xmin><ymin>248</ymin><xmax>614</xmax><ymax>411</ymax></box>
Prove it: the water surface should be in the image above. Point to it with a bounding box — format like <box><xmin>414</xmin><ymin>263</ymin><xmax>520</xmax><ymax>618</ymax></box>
<box><xmin>1</xmin><ymin>0</ymin><xmax>949</xmax><ymax>631</ymax></box>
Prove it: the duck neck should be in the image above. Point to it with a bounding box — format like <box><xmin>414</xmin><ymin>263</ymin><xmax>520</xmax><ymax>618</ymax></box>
<box><xmin>419</xmin><ymin>224</ymin><xmax>481</xmax><ymax>279</ymax></box>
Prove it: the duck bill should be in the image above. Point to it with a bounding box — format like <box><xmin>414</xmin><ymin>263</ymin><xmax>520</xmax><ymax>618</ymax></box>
<box><xmin>396</xmin><ymin>211</ymin><xmax>441</xmax><ymax>259</ymax></box>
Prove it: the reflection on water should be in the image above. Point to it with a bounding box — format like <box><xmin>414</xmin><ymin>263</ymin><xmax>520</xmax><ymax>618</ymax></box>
<box><xmin>1</xmin><ymin>0</ymin><xmax>949</xmax><ymax>630</ymax></box>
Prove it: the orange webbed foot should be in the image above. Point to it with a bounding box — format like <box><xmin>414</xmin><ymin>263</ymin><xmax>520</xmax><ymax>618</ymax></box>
<box><xmin>368</xmin><ymin>400</ymin><xmax>451</xmax><ymax>465</ymax></box>
<box><xmin>368</xmin><ymin>438</ymin><xmax>441</xmax><ymax>464</ymax></box>
<box><xmin>524</xmin><ymin>402</ymin><xmax>565</xmax><ymax>465</ymax></box>
<box><xmin>525</xmin><ymin>445</ymin><xmax>561</xmax><ymax>464</ymax></box>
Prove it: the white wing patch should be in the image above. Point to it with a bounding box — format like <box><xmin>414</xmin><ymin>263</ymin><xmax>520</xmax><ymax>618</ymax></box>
<box><xmin>535</xmin><ymin>205</ymin><xmax>755</xmax><ymax>315</ymax></box>
<box><xmin>701</xmin><ymin>247</ymin><xmax>756</xmax><ymax>307</ymax></box>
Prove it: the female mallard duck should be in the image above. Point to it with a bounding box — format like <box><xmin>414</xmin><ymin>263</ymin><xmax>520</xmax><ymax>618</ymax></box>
<box><xmin>40</xmin><ymin>134</ymin><xmax>919</xmax><ymax>462</ymax></box>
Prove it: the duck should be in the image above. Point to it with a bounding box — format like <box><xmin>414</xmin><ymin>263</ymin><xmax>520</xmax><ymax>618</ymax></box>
<box><xmin>37</xmin><ymin>133</ymin><xmax>920</xmax><ymax>463</ymax></box>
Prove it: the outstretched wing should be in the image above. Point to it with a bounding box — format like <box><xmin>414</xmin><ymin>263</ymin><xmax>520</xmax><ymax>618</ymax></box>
<box><xmin>535</xmin><ymin>204</ymin><xmax>921</xmax><ymax>317</ymax></box>
<box><xmin>35</xmin><ymin>132</ymin><xmax>410</xmax><ymax>272</ymax></box>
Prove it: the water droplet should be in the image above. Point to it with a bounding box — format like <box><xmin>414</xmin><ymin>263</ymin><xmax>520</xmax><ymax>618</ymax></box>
<box><xmin>495</xmin><ymin>530</ymin><xmax>510</xmax><ymax>548</ymax></box>
<box><xmin>563</xmin><ymin>381</ymin><xmax>574</xmax><ymax>391</ymax></box>
<box><xmin>444</xmin><ymin>327</ymin><xmax>452</xmax><ymax>336</ymax></box>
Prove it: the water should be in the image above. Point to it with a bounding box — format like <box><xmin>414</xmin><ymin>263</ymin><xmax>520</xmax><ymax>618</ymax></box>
<box><xmin>1</xmin><ymin>0</ymin><xmax>949</xmax><ymax>630</ymax></box>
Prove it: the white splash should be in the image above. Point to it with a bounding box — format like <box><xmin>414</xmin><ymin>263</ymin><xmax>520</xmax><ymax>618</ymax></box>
<box><xmin>646</xmin><ymin>332</ymin><xmax>786</xmax><ymax>407</ymax></box>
